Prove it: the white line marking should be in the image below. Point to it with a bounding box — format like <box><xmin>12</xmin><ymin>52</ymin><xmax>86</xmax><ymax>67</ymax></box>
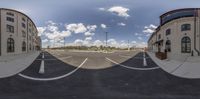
<box><xmin>18</xmin><ymin>58</ymin><xmax>88</xmax><ymax>81</ymax></box>
<box><xmin>143</xmin><ymin>52</ymin><xmax>147</xmax><ymax>66</ymax></box>
<box><xmin>36</xmin><ymin>59</ymin><xmax>57</xmax><ymax>61</ymax></box>
<box><xmin>105</xmin><ymin>57</ymin><xmax>160</xmax><ymax>70</ymax></box>
<box><xmin>42</xmin><ymin>53</ymin><xmax>44</xmax><ymax>59</ymax></box>
<box><xmin>39</xmin><ymin>60</ymin><xmax>45</xmax><ymax>74</ymax></box>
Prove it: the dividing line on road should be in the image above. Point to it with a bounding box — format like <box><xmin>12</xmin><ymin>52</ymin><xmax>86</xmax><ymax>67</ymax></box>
<box><xmin>39</xmin><ymin>52</ymin><xmax>45</xmax><ymax>74</ymax></box>
<box><xmin>143</xmin><ymin>52</ymin><xmax>147</xmax><ymax>66</ymax></box>
<box><xmin>18</xmin><ymin>58</ymin><xmax>88</xmax><ymax>81</ymax></box>
<box><xmin>105</xmin><ymin>57</ymin><xmax>160</xmax><ymax>70</ymax></box>
<box><xmin>39</xmin><ymin>60</ymin><xmax>45</xmax><ymax>74</ymax></box>
<box><xmin>36</xmin><ymin>59</ymin><xmax>57</xmax><ymax>61</ymax></box>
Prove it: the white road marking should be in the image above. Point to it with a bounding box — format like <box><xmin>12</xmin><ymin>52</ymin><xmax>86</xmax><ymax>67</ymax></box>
<box><xmin>105</xmin><ymin>57</ymin><xmax>160</xmax><ymax>70</ymax></box>
<box><xmin>42</xmin><ymin>53</ymin><xmax>44</xmax><ymax>59</ymax></box>
<box><xmin>18</xmin><ymin>58</ymin><xmax>88</xmax><ymax>81</ymax></box>
<box><xmin>36</xmin><ymin>59</ymin><xmax>57</xmax><ymax>60</ymax></box>
<box><xmin>143</xmin><ymin>52</ymin><xmax>147</xmax><ymax>66</ymax></box>
<box><xmin>39</xmin><ymin>60</ymin><xmax>45</xmax><ymax>74</ymax></box>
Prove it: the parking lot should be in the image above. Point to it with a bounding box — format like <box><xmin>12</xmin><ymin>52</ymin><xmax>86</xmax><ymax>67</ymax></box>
<box><xmin>0</xmin><ymin>50</ymin><xmax>200</xmax><ymax>99</ymax></box>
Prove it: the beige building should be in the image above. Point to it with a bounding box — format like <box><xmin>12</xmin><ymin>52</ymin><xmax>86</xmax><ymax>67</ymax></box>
<box><xmin>148</xmin><ymin>8</ymin><xmax>200</xmax><ymax>60</ymax></box>
<box><xmin>0</xmin><ymin>8</ymin><xmax>41</xmax><ymax>56</ymax></box>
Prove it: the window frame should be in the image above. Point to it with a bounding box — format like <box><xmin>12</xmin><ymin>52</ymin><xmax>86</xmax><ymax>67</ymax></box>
<box><xmin>181</xmin><ymin>36</ymin><xmax>191</xmax><ymax>53</ymax></box>
<box><xmin>181</xmin><ymin>24</ymin><xmax>191</xmax><ymax>31</ymax></box>
<box><xmin>165</xmin><ymin>40</ymin><xmax>171</xmax><ymax>52</ymax></box>
<box><xmin>166</xmin><ymin>29</ymin><xmax>171</xmax><ymax>36</ymax></box>
<box><xmin>7</xmin><ymin>38</ymin><xmax>15</xmax><ymax>53</ymax></box>
<box><xmin>6</xmin><ymin>17</ymin><xmax>14</xmax><ymax>22</ymax></box>
<box><xmin>6</xmin><ymin>24</ymin><xmax>14</xmax><ymax>33</ymax></box>
<box><xmin>22</xmin><ymin>41</ymin><xmax>26</xmax><ymax>52</ymax></box>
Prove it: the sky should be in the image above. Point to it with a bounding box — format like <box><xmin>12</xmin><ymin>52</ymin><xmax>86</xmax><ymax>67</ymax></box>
<box><xmin>1</xmin><ymin>0</ymin><xmax>200</xmax><ymax>48</ymax></box>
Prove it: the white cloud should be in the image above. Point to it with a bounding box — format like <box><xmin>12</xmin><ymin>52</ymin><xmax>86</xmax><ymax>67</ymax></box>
<box><xmin>101</xmin><ymin>24</ymin><xmax>107</xmax><ymax>29</ymax></box>
<box><xmin>117</xmin><ymin>22</ymin><xmax>126</xmax><ymax>26</ymax></box>
<box><xmin>37</xmin><ymin>27</ymin><xmax>46</xmax><ymax>36</ymax></box>
<box><xmin>85</xmin><ymin>37</ymin><xmax>92</xmax><ymax>41</ymax></box>
<box><xmin>38</xmin><ymin>20</ymin><xmax>73</xmax><ymax>48</ymax></box>
<box><xmin>137</xmin><ymin>37</ymin><xmax>143</xmax><ymax>40</ymax></box>
<box><xmin>108</xmin><ymin>6</ymin><xmax>130</xmax><ymax>18</ymax></box>
<box><xmin>93</xmin><ymin>40</ymin><xmax>103</xmax><ymax>47</ymax></box>
<box><xmin>42</xmin><ymin>39</ymin><xmax>48</xmax><ymax>43</ymax></box>
<box><xmin>107</xmin><ymin>38</ymin><xmax>118</xmax><ymax>47</ymax></box>
<box><xmin>143</xmin><ymin>24</ymin><xmax>157</xmax><ymax>34</ymax></box>
<box><xmin>131</xmin><ymin>41</ymin><xmax>137</xmax><ymax>44</ymax></box>
<box><xmin>134</xmin><ymin>33</ymin><xmax>142</xmax><ymax>36</ymax></box>
<box><xmin>65</xmin><ymin>23</ymin><xmax>87</xmax><ymax>34</ymax></box>
<box><xmin>87</xmin><ymin>25</ymin><xmax>97</xmax><ymax>32</ymax></box>
<box><xmin>74</xmin><ymin>39</ymin><xmax>84</xmax><ymax>46</ymax></box>
<box><xmin>136</xmin><ymin>42</ymin><xmax>147</xmax><ymax>48</ymax></box>
<box><xmin>84</xmin><ymin>32</ymin><xmax>95</xmax><ymax>36</ymax></box>
<box><xmin>99</xmin><ymin>8</ymin><xmax>106</xmax><ymax>11</ymax></box>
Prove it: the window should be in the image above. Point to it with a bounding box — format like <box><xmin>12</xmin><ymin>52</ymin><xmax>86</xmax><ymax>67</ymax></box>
<box><xmin>22</xmin><ymin>41</ymin><xmax>26</xmax><ymax>52</ymax></box>
<box><xmin>158</xmin><ymin>34</ymin><xmax>161</xmax><ymax>39</ymax></box>
<box><xmin>6</xmin><ymin>25</ymin><xmax>14</xmax><ymax>33</ymax></box>
<box><xmin>181</xmin><ymin>24</ymin><xmax>191</xmax><ymax>31</ymax></box>
<box><xmin>181</xmin><ymin>36</ymin><xmax>191</xmax><ymax>53</ymax></box>
<box><xmin>22</xmin><ymin>30</ymin><xmax>26</xmax><ymax>37</ymax></box>
<box><xmin>165</xmin><ymin>40</ymin><xmax>171</xmax><ymax>52</ymax></box>
<box><xmin>22</xmin><ymin>23</ymin><xmax>26</xmax><ymax>28</ymax></box>
<box><xmin>6</xmin><ymin>17</ymin><xmax>14</xmax><ymax>22</ymax></box>
<box><xmin>7</xmin><ymin>38</ymin><xmax>14</xmax><ymax>53</ymax></box>
<box><xmin>29</xmin><ymin>23</ymin><xmax>32</xmax><ymax>27</ymax></box>
<box><xmin>29</xmin><ymin>28</ymin><xmax>32</xmax><ymax>33</ymax></box>
<box><xmin>22</xmin><ymin>17</ymin><xmax>26</xmax><ymax>22</ymax></box>
<box><xmin>29</xmin><ymin>44</ymin><xmax>32</xmax><ymax>50</ymax></box>
<box><xmin>29</xmin><ymin>35</ymin><xmax>31</xmax><ymax>41</ymax></box>
<box><xmin>6</xmin><ymin>12</ymin><xmax>14</xmax><ymax>16</ymax></box>
<box><xmin>166</xmin><ymin>29</ymin><xmax>171</xmax><ymax>36</ymax></box>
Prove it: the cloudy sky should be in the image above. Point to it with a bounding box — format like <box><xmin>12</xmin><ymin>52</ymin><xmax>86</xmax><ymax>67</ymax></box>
<box><xmin>1</xmin><ymin>0</ymin><xmax>200</xmax><ymax>48</ymax></box>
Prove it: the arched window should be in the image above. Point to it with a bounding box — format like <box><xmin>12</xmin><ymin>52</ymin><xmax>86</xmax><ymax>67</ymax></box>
<box><xmin>181</xmin><ymin>24</ymin><xmax>191</xmax><ymax>31</ymax></box>
<box><xmin>22</xmin><ymin>41</ymin><xmax>26</xmax><ymax>52</ymax></box>
<box><xmin>165</xmin><ymin>40</ymin><xmax>171</xmax><ymax>52</ymax></box>
<box><xmin>7</xmin><ymin>38</ymin><xmax>14</xmax><ymax>53</ymax></box>
<box><xmin>181</xmin><ymin>36</ymin><xmax>191</xmax><ymax>53</ymax></box>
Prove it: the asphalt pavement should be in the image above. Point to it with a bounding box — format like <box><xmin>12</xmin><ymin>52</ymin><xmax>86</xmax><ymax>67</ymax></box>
<box><xmin>0</xmin><ymin>50</ymin><xmax>200</xmax><ymax>99</ymax></box>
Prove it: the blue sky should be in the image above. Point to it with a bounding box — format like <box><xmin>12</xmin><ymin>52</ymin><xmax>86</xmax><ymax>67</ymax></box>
<box><xmin>1</xmin><ymin>0</ymin><xmax>200</xmax><ymax>48</ymax></box>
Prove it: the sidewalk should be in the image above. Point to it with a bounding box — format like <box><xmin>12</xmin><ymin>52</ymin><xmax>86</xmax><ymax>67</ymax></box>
<box><xmin>0</xmin><ymin>51</ymin><xmax>40</xmax><ymax>78</ymax></box>
<box><xmin>147</xmin><ymin>52</ymin><xmax>200</xmax><ymax>79</ymax></box>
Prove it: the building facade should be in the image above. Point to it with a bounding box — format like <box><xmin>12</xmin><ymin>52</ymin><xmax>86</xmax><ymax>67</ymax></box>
<box><xmin>0</xmin><ymin>8</ymin><xmax>41</xmax><ymax>56</ymax></box>
<box><xmin>148</xmin><ymin>8</ymin><xmax>200</xmax><ymax>60</ymax></box>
